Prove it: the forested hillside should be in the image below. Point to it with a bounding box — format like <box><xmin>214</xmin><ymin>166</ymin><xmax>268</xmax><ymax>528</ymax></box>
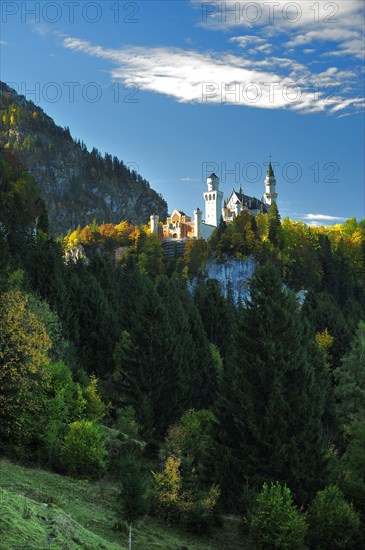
<box><xmin>0</xmin><ymin>82</ymin><xmax>167</xmax><ymax>235</ymax></box>
<box><xmin>1</xmin><ymin>150</ymin><xmax>364</xmax><ymax>549</ymax></box>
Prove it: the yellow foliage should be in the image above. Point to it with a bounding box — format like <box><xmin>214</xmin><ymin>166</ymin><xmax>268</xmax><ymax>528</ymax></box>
<box><xmin>9</xmin><ymin>114</ymin><xmax>15</xmax><ymax>125</ymax></box>
<box><xmin>83</xmin><ymin>375</ymin><xmax>105</xmax><ymax>421</ymax></box>
<box><xmin>115</xmin><ymin>220</ymin><xmax>134</xmax><ymax>244</ymax></box>
<box><xmin>315</xmin><ymin>328</ymin><xmax>334</xmax><ymax>371</ymax></box>
<box><xmin>65</xmin><ymin>229</ymin><xmax>82</xmax><ymax>249</ymax></box>
<box><xmin>0</xmin><ymin>291</ymin><xmax>51</xmax><ymax>435</ymax></box>
<box><xmin>315</xmin><ymin>328</ymin><xmax>334</xmax><ymax>352</ymax></box>
<box><xmin>154</xmin><ymin>456</ymin><xmax>182</xmax><ymax>501</ymax></box>
<box><xmin>32</xmin><ymin>111</ymin><xmax>38</xmax><ymax>120</ymax></box>
<box><xmin>153</xmin><ymin>456</ymin><xmax>220</xmax><ymax>528</ymax></box>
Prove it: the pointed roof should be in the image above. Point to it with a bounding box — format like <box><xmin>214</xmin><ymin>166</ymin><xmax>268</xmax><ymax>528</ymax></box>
<box><xmin>227</xmin><ymin>188</ymin><xmax>268</xmax><ymax>214</ymax></box>
<box><xmin>208</xmin><ymin>172</ymin><xmax>219</xmax><ymax>179</ymax></box>
<box><xmin>266</xmin><ymin>161</ymin><xmax>275</xmax><ymax>178</ymax></box>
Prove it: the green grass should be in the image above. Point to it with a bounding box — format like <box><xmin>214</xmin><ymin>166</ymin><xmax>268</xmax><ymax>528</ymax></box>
<box><xmin>0</xmin><ymin>460</ymin><xmax>246</xmax><ymax>549</ymax></box>
<box><xmin>0</xmin><ymin>487</ymin><xmax>122</xmax><ymax>550</ymax></box>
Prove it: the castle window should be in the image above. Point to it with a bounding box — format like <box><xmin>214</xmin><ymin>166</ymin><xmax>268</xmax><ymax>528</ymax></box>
<box><xmin>213</xmin><ymin>193</ymin><xmax>215</xmax><ymax>199</ymax></box>
<box><xmin>209</xmin><ymin>194</ymin><xmax>212</xmax><ymax>200</ymax></box>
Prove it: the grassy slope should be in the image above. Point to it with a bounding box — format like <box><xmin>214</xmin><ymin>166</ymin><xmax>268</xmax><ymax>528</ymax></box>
<box><xmin>0</xmin><ymin>460</ymin><xmax>245</xmax><ymax>550</ymax></box>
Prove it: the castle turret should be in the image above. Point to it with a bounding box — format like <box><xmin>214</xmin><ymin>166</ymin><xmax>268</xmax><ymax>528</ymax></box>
<box><xmin>207</xmin><ymin>172</ymin><xmax>220</xmax><ymax>191</ymax></box>
<box><xmin>150</xmin><ymin>213</ymin><xmax>159</xmax><ymax>235</ymax></box>
<box><xmin>194</xmin><ymin>207</ymin><xmax>202</xmax><ymax>238</ymax></box>
<box><xmin>263</xmin><ymin>161</ymin><xmax>278</xmax><ymax>206</ymax></box>
<box><xmin>204</xmin><ymin>173</ymin><xmax>224</xmax><ymax>227</ymax></box>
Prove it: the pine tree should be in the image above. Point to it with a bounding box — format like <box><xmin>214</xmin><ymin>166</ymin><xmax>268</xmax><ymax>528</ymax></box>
<box><xmin>118</xmin><ymin>454</ymin><xmax>149</xmax><ymax>550</ymax></box>
<box><xmin>334</xmin><ymin>320</ymin><xmax>365</xmax><ymax>426</ymax></box>
<box><xmin>213</xmin><ymin>264</ymin><xmax>329</xmax><ymax>509</ymax></box>
<box><xmin>113</xmin><ymin>276</ymin><xmax>179</xmax><ymax>438</ymax></box>
<box><xmin>267</xmin><ymin>201</ymin><xmax>281</xmax><ymax>246</ymax></box>
<box><xmin>194</xmin><ymin>278</ymin><xmax>233</xmax><ymax>360</ymax></box>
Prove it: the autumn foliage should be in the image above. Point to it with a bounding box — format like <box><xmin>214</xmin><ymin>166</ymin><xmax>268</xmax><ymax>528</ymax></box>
<box><xmin>0</xmin><ymin>290</ymin><xmax>51</xmax><ymax>438</ymax></box>
<box><xmin>63</xmin><ymin>220</ymin><xmax>136</xmax><ymax>250</ymax></box>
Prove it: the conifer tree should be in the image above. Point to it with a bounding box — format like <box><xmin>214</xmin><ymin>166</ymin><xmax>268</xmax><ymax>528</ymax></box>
<box><xmin>213</xmin><ymin>264</ymin><xmax>329</xmax><ymax>509</ymax></box>
<box><xmin>194</xmin><ymin>279</ymin><xmax>233</xmax><ymax>360</ymax></box>
<box><xmin>113</xmin><ymin>276</ymin><xmax>179</xmax><ymax>438</ymax></box>
<box><xmin>334</xmin><ymin>320</ymin><xmax>365</xmax><ymax>426</ymax></box>
<box><xmin>118</xmin><ymin>454</ymin><xmax>149</xmax><ymax>550</ymax></box>
<box><xmin>267</xmin><ymin>201</ymin><xmax>281</xmax><ymax>246</ymax></box>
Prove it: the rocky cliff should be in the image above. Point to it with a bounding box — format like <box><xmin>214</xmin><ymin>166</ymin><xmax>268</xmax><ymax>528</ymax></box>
<box><xmin>0</xmin><ymin>82</ymin><xmax>167</xmax><ymax>235</ymax></box>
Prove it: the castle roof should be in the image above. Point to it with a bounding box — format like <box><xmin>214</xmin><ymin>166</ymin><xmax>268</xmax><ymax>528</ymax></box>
<box><xmin>229</xmin><ymin>189</ymin><xmax>268</xmax><ymax>213</ymax></box>
<box><xmin>266</xmin><ymin>161</ymin><xmax>275</xmax><ymax>177</ymax></box>
<box><xmin>208</xmin><ymin>172</ymin><xmax>219</xmax><ymax>179</ymax></box>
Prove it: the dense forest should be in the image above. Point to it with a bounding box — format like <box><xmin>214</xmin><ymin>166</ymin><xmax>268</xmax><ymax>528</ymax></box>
<box><xmin>0</xmin><ymin>81</ymin><xmax>167</xmax><ymax>235</ymax></box>
<box><xmin>0</xmin><ymin>150</ymin><xmax>364</xmax><ymax>549</ymax></box>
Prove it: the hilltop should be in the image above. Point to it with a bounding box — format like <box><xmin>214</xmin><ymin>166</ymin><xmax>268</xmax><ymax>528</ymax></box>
<box><xmin>0</xmin><ymin>82</ymin><xmax>167</xmax><ymax>235</ymax></box>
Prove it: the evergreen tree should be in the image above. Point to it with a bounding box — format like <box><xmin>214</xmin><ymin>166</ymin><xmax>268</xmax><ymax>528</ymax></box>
<box><xmin>183</xmin><ymin>284</ymin><xmax>217</xmax><ymax>409</ymax></box>
<box><xmin>194</xmin><ymin>278</ymin><xmax>233</xmax><ymax>360</ymax></box>
<box><xmin>112</xmin><ymin>276</ymin><xmax>180</xmax><ymax>438</ymax></box>
<box><xmin>213</xmin><ymin>264</ymin><xmax>329</xmax><ymax>509</ymax></box>
<box><xmin>267</xmin><ymin>201</ymin><xmax>280</xmax><ymax>246</ymax></box>
<box><xmin>334</xmin><ymin>321</ymin><xmax>365</xmax><ymax>426</ymax></box>
<box><xmin>73</xmin><ymin>263</ymin><xmax>119</xmax><ymax>377</ymax></box>
<box><xmin>302</xmin><ymin>290</ymin><xmax>352</xmax><ymax>370</ymax></box>
<box><xmin>117</xmin><ymin>454</ymin><xmax>150</xmax><ymax>550</ymax></box>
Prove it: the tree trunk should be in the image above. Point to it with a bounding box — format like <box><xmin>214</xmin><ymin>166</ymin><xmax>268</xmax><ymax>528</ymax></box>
<box><xmin>128</xmin><ymin>523</ymin><xmax>132</xmax><ymax>550</ymax></box>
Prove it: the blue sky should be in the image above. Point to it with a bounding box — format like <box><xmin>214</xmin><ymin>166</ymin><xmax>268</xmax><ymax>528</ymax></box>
<box><xmin>1</xmin><ymin>0</ymin><xmax>364</xmax><ymax>224</ymax></box>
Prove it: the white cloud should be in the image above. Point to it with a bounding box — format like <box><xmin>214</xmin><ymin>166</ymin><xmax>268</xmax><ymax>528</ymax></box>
<box><xmin>230</xmin><ymin>35</ymin><xmax>266</xmax><ymax>47</ymax></box>
<box><xmin>302</xmin><ymin>213</ymin><xmax>348</xmax><ymax>221</ymax></box>
<box><xmin>62</xmin><ymin>37</ymin><xmax>363</xmax><ymax>114</ymax></box>
<box><xmin>0</xmin><ymin>40</ymin><xmax>7</xmax><ymax>45</ymax></box>
<box><xmin>194</xmin><ymin>0</ymin><xmax>364</xmax><ymax>59</ymax></box>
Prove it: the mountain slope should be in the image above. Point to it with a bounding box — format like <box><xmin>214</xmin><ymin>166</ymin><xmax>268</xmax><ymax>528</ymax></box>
<box><xmin>0</xmin><ymin>82</ymin><xmax>167</xmax><ymax>235</ymax></box>
<box><xmin>0</xmin><ymin>460</ymin><xmax>244</xmax><ymax>550</ymax></box>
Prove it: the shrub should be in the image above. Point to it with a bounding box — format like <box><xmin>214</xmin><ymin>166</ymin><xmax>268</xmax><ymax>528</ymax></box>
<box><xmin>61</xmin><ymin>420</ymin><xmax>106</xmax><ymax>479</ymax></box>
<box><xmin>152</xmin><ymin>455</ymin><xmax>220</xmax><ymax>534</ymax></box>
<box><xmin>307</xmin><ymin>485</ymin><xmax>360</xmax><ymax>549</ymax></box>
<box><xmin>83</xmin><ymin>375</ymin><xmax>105</xmax><ymax>422</ymax></box>
<box><xmin>248</xmin><ymin>482</ymin><xmax>307</xmax><ymax>550</ymax></box>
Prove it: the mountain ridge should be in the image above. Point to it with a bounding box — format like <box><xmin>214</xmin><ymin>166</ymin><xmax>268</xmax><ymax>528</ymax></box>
<box><xmin>0</xmin><ymin>81</ymin><xmax>167</xmax><ymax>235</ymax></box>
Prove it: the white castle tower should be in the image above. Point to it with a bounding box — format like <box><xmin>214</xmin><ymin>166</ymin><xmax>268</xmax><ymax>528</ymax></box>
<box><xmin>194</xmin><ymin>207</ymin><xmax>202</xmax><ymax>238</ymax></box>
<box><xmin>263</xmin><ymin>161</ymin><xmax>278</xmax><ymax>206</ymax></box>
<box><xmin>150</xmin><ymin>213</ymin><xmax>159</xmax><ymax>235</ymax></box>
<box><xmin>203</xmin><ymin>173</ymin><xmax>224</xmax><ymax>227</ymax></box>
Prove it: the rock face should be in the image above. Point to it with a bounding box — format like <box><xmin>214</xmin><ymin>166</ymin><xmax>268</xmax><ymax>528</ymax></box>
<box><xmin>0</xmin><ymin>82</ymin><xmax>167</xmax><ymax>235</ymax></box>
<box><xmin>204</xmin><ymin>256</ymin><xmax>256</xmax><ymax>303</ymax></box>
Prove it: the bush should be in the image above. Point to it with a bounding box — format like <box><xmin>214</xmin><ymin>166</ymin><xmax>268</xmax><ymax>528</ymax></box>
<box><xmin>307</xmin><ymin>485</ymin><xmax>360</xmax><ymax>549</ymax></box>
<box><xmin>248</xmin><ymin>482</ymin><xmax>307</xmax><ymax>550</ymax></box>
<box><xmin>152</xmin><ymin>455</ymin><xmax>220</xmax><ymax>534</ymax></box>
<box><xmin>61</xmin><ymin>420</ymin><xmax>106</xmax><ymax>479</ymax></box>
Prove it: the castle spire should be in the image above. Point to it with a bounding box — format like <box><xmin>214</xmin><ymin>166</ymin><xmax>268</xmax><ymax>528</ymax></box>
<box><xmin>263</xmin><ymin>157</ymin><xmax>277</xmax><ymax>206</ymax></box>
<box><xmin>267</xmin><ymin>157</ymin><xmax>274</xmax><ymax>178</ymax></box>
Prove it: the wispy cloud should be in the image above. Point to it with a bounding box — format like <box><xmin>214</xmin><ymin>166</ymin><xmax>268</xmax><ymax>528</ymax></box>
<box><xmin>62</xmin><ymin>37</ymin><xmax>363</xmax><ymax>114</ymax></box>
<box><xmin>192</xmin><ymin>0</ymin><xmax>364</xmax><ymax>114</ymax></box>
<box><xmin>194</xmin><ymin>0</ymin><xmax>364</xmax><ymax>59</ymax></box>
<box><xmin>302</xmin><ymin>213</ymin><xmax>348</xmax><ymax>222</ymax></box>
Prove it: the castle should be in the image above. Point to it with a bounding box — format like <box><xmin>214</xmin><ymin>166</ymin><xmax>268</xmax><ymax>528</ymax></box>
<box><xmin>150</xmin><ymin>161</ymin><xmax>277</xmax><ymax>241</ymax></box>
